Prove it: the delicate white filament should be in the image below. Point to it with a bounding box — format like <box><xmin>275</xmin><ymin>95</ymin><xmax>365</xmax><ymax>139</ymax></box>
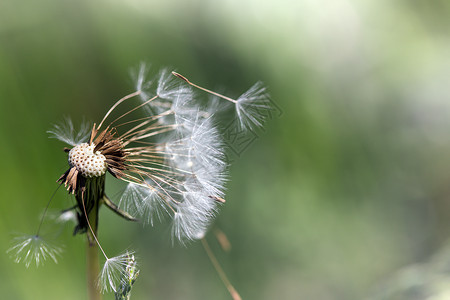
<box><xmin>235</xmin><ymin>81</ymin><xmax>272</xmax><ymax>129</ymax></box>
<box><xmin>48</xmin><ymin>118</ymin><xmax>91</xmax><ymax>146</ymax></box>
<box><xmin>119</xmin><ymin>181</ymin><xmax>169</xmax><ymax>226</ymax></box>
<box><xmin>99</xmin><ymin>252</ymin><xmax>136</xmax><ymax>293</ymax></box>
<box><xmin>7</xmin><ymin>235</ymin><xmax>62</xmax><ymax>268</ymax></box>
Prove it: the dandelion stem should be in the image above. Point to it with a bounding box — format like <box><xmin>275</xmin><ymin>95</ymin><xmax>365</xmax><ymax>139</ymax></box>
<box><xmin>201</xmin><ymin>238</ymin><xmax>242</xmax><ymax>300</ymax></box>
<box><xmin>87</xmin><ymin>235</ymin><xmax>102</xmax><ymax>300</ymax></box>
<box><xmin>172</xmin><ymin>72</ymin><xmax>238</xmax><ymax>104</ymax></box>
<box><xmin>82</xmin><ymin>195</ymin><xmax>104</xmax><ymax>300</ymax></box>
<box><xmin>77</xmin><ymin>176</ymin><xmax>108</xmax><ymax>300</ymax></box>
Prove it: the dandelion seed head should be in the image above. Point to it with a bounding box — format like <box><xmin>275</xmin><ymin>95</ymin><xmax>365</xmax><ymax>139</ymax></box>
<box><xmin>99</xmin><ymin>252</ymin><xmax>137</xmax><ymax>293</ymax></box>
<box><xmin>68</xmin><ymin>143</ymin><xmax>107</xmax><ymax>178</ymax></box>
<box><xmin>39</xmin><ymin>66</ymin><xmax>267</xmax><ymax>299</ymax></box>
<box><xmin>51</xmin><ymin>66</ymin><xmax>252</xmax><ymax>243</ymax></box>
<box><xmin>7</xmin><ymin>235</ymin><xmax>62</xmax><ymax>268</ymax></box>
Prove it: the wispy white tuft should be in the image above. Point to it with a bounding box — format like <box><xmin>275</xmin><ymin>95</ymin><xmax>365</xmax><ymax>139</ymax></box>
<box><xmin>47</xmin><ymin>118</ymin><xmax>91</xmax><ymax>146</ymax></box>
<box><xmin>186</xmin><ymin>117</ymin><xmax>226</xmax><ymax>170</ymax></box>
<box><xmin>134</xmin><ymin>62</ymin><xmax>149</xmax><ymax>92</ymax></box>
<box><xmin>235</xmin><ymin>81</ymin><xmax>272</xmax><ymax>130</ymax></box>
<box><xmin>172</xmin><ymin>193</ymin><xmax>214</xmax><ymax>243</ymax></box>
<box><xmin>99</xmin><ymin>252</ymin><xmax>137</xmax><ymax>293</ymax></box>
<box><xmin>167</xmin><ymin>117</ymin><xmax>226</xmax><ymax>172</ymax></box>
<box><xmin>120</xmin><ymin>115</ymin><xmax>227</xmax><ymax>242</ymax></box>
<box><xmin>7</xmin><ymin>235</ymin><xmax>62</xmax><ymax>268</ymax></box>
<box><xmin>132</xmin><ymin>63</ymin><xmax>152</xmax><ymax>95</ymax></box>
<box><xmin>131</xmin><ymin>64</ymin><xmax>196</xmax><ymax>124</ymax></box>
<box><xmin>188</xmin><ymin>164</ymin><xmax>227</xmax><ymax>199</ymax></box>
<box><xmin>204</xmin><ymin>94</ymin><xmax>232</xmax><ymax>117</ymax></box>
<box><xmin>168</xmin><ymin>166</ymin><xmax>225</xmax><ymax>242</ymax></box>
<box><xmin>114</xmin><ymin>253</ymin><xmax>140</xmax><ymax>299</ymax></box>
<box><xmin>118</xmin><ymin>182</ymin><xmax>169</xmax><ymax>226</ymax></box>
<box><xmin>56</xmin><ymin>210</ymin><xmax>78</xmax><ymax>224</ymax></box>
<box><xmin>47</xmin><ymin>209</ymin><xmax>78</xmax><ymax>224</ymax></box>
<box><xmin>156</xmin><ymin>68</ymin><xmax>192</xmax><ymax>101</ymax></box>
<box><xmin>131</xmin><ymin>62</ymin><xmax>154</xmax><ymax>113</ymax></box>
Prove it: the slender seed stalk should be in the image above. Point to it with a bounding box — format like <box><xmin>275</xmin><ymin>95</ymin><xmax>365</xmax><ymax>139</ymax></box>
<box><xmin>171</xmin><ymin>71</ymin><xmax>238</xmax><ymax>103</ymax></box>
<box><xmin>76</xmin><ymin>176</ymin><xmax>106</xmax><ymax>300</ymax></box>
<box><xmin>201</xmin><ymin>238</ymin><xmax>242</xmax><ymax>300</ymax></box>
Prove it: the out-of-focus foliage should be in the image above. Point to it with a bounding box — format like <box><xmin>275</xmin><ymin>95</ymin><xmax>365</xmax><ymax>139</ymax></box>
<box><xmin>1</xmin><ymin>0</ymin><xmax>450</xmax><ymax>299</ymax></box>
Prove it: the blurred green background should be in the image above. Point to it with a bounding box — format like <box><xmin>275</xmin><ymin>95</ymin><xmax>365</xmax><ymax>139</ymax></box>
<box><xmin>1</xmin><ymin>0</ymin><xmax>450</xmax><ymax>299</ymax></box>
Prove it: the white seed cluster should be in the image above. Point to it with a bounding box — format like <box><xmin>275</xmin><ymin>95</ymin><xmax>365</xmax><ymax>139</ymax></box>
<box><xmin>68</xmin><ymin>143</ymin><xmax>107</xmax><ymax>178</ymax></box>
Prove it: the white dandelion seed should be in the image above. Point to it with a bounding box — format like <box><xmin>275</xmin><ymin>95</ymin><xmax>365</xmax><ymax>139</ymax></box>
<box><xmin>134</xmin><ymin>62</ymin><xmax>149</xmax><ymax>91</ymax></box>
<box><xmin>166</xmin><ymin>116</ymin><xmax>226</xmax><ymax>172</ymax></box>
<box><xmin>172</xmin><ymin>199</ymin><xmax>212</xmax><ymax>243</ymax></box>
<box><xmin>187</xmin><ymin>164</ymin><xmax>227</xmax><ymax>199</ymax></box>
<box><xmin>183</xmin><ymin>117</ymin><xmax>225</xmax><ymax>170</ymax></box>
<box><xmin>235</xmin><ymin>81</ymin><xmax>272</xmax><ymax>130</ymax></box>
<box><xmin>118</xmin><ymin>181</ymin><xmax>169</xmax><ymax>226</ymax></box>
<box><xmin>55</xmin><ymin>210</ymin><xmax>77</xmax><ymax>223</ymax></box>
<box><xmin>132</xmin><ymin>64</ymin><xmax>194</xmax><ymax>121</ymax></box>
<box><xmin>99</xmin><ymin>251</ymin><xmax>137</xmax><ymax>293</ymax></box>
<box><xmin>7</xmin><ymin>235</ymin><xmax>62</xmax><ymax>268</ymax></box>
<box><xmin>132</xmin><ymin>62</ymin><xmax>152</xmax><ymax>101</ymax></box>
<box><xmin>171</xmin><ymin>190</ymin><xmax>219</xmax><ymax>242</ymax></box>
<box><xmin>114</xmin><ymin>253</ymin><xmax>140</xmax><ymax>298</ymax></box>
<box><xmin>172</xmin><ymin>72</ymin><xmax>272</xmax><ymax>130</ymax></box>
<box><xmin>47</xmin><ymin>117</ymin><xmax>91</xmax><ymax>146</ymax></box>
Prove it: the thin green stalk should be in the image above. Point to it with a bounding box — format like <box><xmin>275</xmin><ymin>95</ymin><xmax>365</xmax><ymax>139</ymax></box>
<box><xmin>87</xmin><ymin>232</ymin><xmax>101</xmax><ymax>300</ymax></box>
<box><xmin>77</xmin><ymin>176</ymin><xmax>106</xmax><ymax>300</ymax></box>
